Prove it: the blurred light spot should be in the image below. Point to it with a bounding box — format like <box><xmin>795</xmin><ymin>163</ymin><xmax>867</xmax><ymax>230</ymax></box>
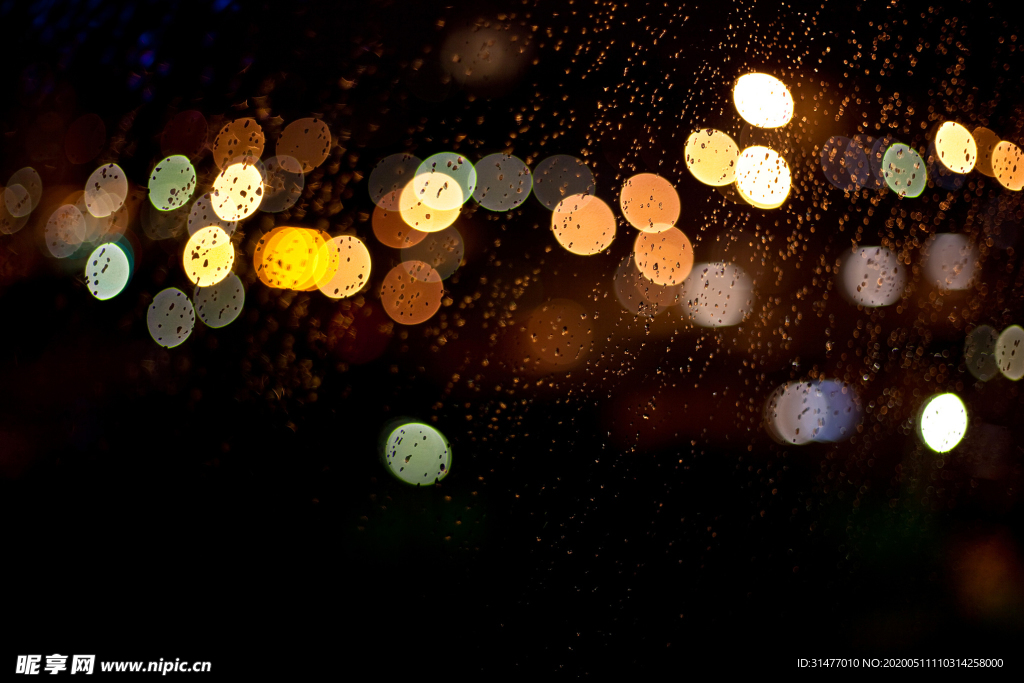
<box><xmin>919</xmin><ymin>393</ymin><xmax>968</xmax><ymax>453</ymax></box>
<box><xmin>764</xmin><ymin>381</ymin><xmax>828</xmax><ymax>445</ymax></box>
<box><xmin>183</xmin><ymin>226</ymin><xmax>234</xmax><ymax>287</ymax></box>
<box><xmin>934</xmin><ymin>122</ymin><xmax>977</xmax><ymax>174</ymax></box>
<box><xmin>211</xmin><ymin>118</ymin><xmax>265</xmax><ymax>170</ymax></box>
<box><xmin>147</xmin><ymin>288</ymin><xmax>195</xmax><ymax>348</ymax></box>
<box><xmin>188</xmin><ymin>192</ymin><xmax>237</xmax><ymax>236</ymax></box>
<box><xmin>45</xmin><ymin>204</ymin><xmax>87</xmax><ymax>258</ymax></box>
<box><xmin>372</xmin><ymin>193</ymin><xmax>428</xmax><ymax>248</ymax></box>
<box><xmin>5</xmin><ymin>167</ymin><xmax>43</xmax><ymax>217</ymax></box>
<box><xmin>440</xmin><ymin>26</ymin><xmax>530</xmax><ymax>92</ymax></box>
<box><xmin>684</xmin><ymin>128</ymin><xmax>739</xmax><ymax>186</ymax></box>
<box><xmin>413</xmin><ymin>152</ymin><xmax>476</xmax><ymax>211</ymax></box>
<box><xmin>275</xmin><ymin>117</ymin><xmax>332</xmax><ymax>173</ymax></box>
<box><xmin>473</xmin><ymin>153</ymin><xmax>532</xmax><ymax>211</ymax></box>
<box><xmin>397</xmin><ymin>180</ymin><xmax>459</xmax><ymax>233</ymax></box>
<box><xmin>971</xmin><ymin>127</ymin><xmax>1000</xmax><ymax>177</ymax></box>
<box><xmin>368</xmin><ymin>153</ymin><xmax>421</xmax><ymax>210</ymax></box>
<box><xmin>992</xmin><ymin>141</ymin><xmax>1024</xmax><ymax>191</ymax></box>
<box><xmin>679</xmin><ymin>262</ymin><xmax>753</xmax><ymax>327</ymax></box>
<box><xmin>634</xmin><ymin>227</ymin><xmax>693</xmax><ymax>286</ymax></box>
<box><xmin>317</xmin><ymin>235</ymin><xmax>372</xmax><ymax>299</ymax></box>
<box><xmin>965</xmin><ymin>325</ymin><xmax>1000</xmax><ymax>382</ymax></box>
<box><xmin>533</xmin><ymin>155</ymin><xmax>595</xmax><ymax>210</ymax></box>
<box><xmin>882</xmin><ymin>143</ymin><xmax>926</xmax><ymax>198</ymax></box>
<box><xmin>401</xmin><ymin>225</ymin><xmax>463</xmax><ymax>280</ymax></box>
<box><xmin>253</xmin><ymin>226</ymin><xmax>320</xmax><ymax>290</ymax></box>
<box><xmin>620</xmin><ymin>173</ymin><xmax>680</xmax><ymax>234</ymax></box>
<box><xmin>64</xmin><ymin>113</ymin><xmax>106</xmax><ymax>164</ymax></box>
<box><xmin>380</xmin><ymin>261</ymin><xmax>444</xmax><ymax>325</ymax></box>
<box><xmin>148</xmin><ymin>155</ymin><xmax>196</xmax><ymax>211</ymax></box>
<box><xmin>259</xmin><ymin>155</ymin><xmax>304</xmax><ymax>213</ymax></box>
<box><xmin>526</xmin><ymin>299</ymin><xmax>592</xmax><ymax>368</ymax></box>
<box><xmin>211</xmin><ymin>162</ymin><xmax>263</xmax><ymax>221</ymax></box>
<box><xmin>551</xmin><ymin>194</ymin><xmax>616</xmax><ymax>255</ymax></box>
<box><xmin>840</xmin><ymin>246</ymin><xmax>905</xmax><ymax>307</ymax></box>
<box><xmin>812</xmin><ymin>380</ymin><xmax>861</xmax><ymax>443</ymax></box>
<box><xmin>733</xmin><ymin>73</ymin><xmax>793</xmax><ymax>128</ymax></box>
<box><xmin>194</xmin><ymin>271</ymin><xmax>244</xmax><ymax>328</ymax></box>
<box><xmin>996</xmin><ymin>324</ymin><xmax>1024</xmax><ymax>381</ymax></box>
<box><xmin>85</xmin><ymin>242</ymin><xmax>130</xmax><ymax>300</ymax></box>
<box><xmin>820</xmin><ymin>136</ymin><xmax>871</xmax><ymax>192</ymax></box>
<box><xmin>159</xmin><ymin>110</ymin><xmax>207</xmax><ymax>158</ymax></box>
<box><xmin>84</xmin><ymin>163</ymin><xmax>128</xmax><ymax>218</ymax></box>
<box><xmin>735</xmin><ymin>146</ymin><xmax>791</xmax><ymax>209</ymax></box>
<box><xmin>923</xmin><ymin>233</ymin><xmax>976</xmax><ymax>290</ymax></box>
<box><xmin>0</xmin><ymin>188</ymin><xmax>29</xmax><ymax>235</ymax></box>
<box><xmin>382</xmin><ymin>421</ymin><xmax>452</xmax><ymax>486</ymax></box>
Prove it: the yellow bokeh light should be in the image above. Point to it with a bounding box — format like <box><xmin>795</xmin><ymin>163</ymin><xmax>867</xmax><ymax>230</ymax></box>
<box><xmin>212</xmin><ymin>118</ymin><xmax>265</xmax><ymax>170</ymax></box>
<box><xmin>211</xmin><ymin>162</ymin><xmax>264</xmax><ymax>222</ymax></box>
<box><xmin>380</xmin><ymin>261</ymin><xmax>444</xmax><ymax>325</ymax></box>
<box><xmin>918</xmin><ymin>393</ymin><xmax>968</xmax><ymax>453</ymax></box>
<box><xmin>294</xmin><ymin>230</ymin><xmax>332</xmax><ymax>291</ymax></box>
<box><xmin>733</xmin><ymin>73</ymin><xmax>794</xmax><ymax>129</ymax></box>
<box><xmin>971</xmin><ymin>127</ymin><xmax>1000</xmax><ymax>177</ymax></box>
<box><xmin>619</xmin><ymin>173</ymin><xmax>680</xmax><ymax>233</ymax></box>
<box><xmin>317</xmin><ymin>235</ymin><xmax>372</xmax><ymax>299</ymax></box>
<box><xmin>551</xmin><ymin>194</ymin><xmax>616</xmax><ymax>255</ymax></box>
<box><xmin>253</xmin><ymin>226</ymin><xmax>320</xmax><ymax>290</ymax></box>
<box><xmin>735</xmin><ymin>146</ymin><xmax>792</xmax><ymax>209</ymax></box>
<box><xmin>183</xmin><ymin>226</ymin><xmax>234</xmax><ymax>287</ymax></box>
<box><xmin>633</xmin><ymin>227</ymin><xmax>694</xmax><ymax>286</ymax></box>
<box><xmin>684</xmin><ymin>129</ymin><xmax>739</xmax><ymax>186</ymax></box>
<box><xmin>397</xmin><ymin>181</ymin><xmax>460</xmax><ymax>233</ymax></box>
<box><xmin>992</xmin><ymin>141</ymin><xmax>1024</xmax><ymax>191</ymax></box>
<box><xmin>934</xmin><ymin>122</ymin><xmax>977</xmax><ymax>174</ymax></box>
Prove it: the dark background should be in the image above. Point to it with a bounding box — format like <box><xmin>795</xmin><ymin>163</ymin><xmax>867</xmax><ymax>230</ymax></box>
<box><xmin>1</xmin><ymin>0</ymin><xmax>1023</xmax><ymax>675</ymax></box>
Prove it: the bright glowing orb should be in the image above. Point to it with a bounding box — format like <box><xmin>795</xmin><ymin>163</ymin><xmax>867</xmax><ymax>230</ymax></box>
<box><xmin>882</xmin><ymin>143</ymin><xmax>926</xmax><ymax>198</ymax></box>
<box><xmin>619</xmin><ymin>173</ymin><xmax>680</xmax><ymax>234</ymax></box>
<box><xmin>992</xmin><ymin>141</ymin><xmax>1024</xmax><ymax>191</ymax></box>
<box><xmin>317</xmin><ymin>235</ymin><xmax>372</xmax><ymax>299</ymax></box>
<box><xmin>148</xmin><ymin>155</ymin><xmax>196</xmax><ymax>211</ymax></box>
<box><xmin>996</xmin><ymin>324</ymin><xmax>1024</xmax><ymax>381</ymax></box>
<box><xmin>383</xmin><ymin>422</ymin><xmax>452</xmax><ymax>486</ymax></box>
<box><xmin>380</xmin><ymin>261</ymin><xmax>444</xmax><ymax>325</ymax></box>
<box><xmin>934</xmin><ymin>122</ymin><xmax>977</xmax><ymax>174</ymax></box>
<box><xmin>733</xmin><ymin>73</ymin><xmax>794</xmax><ymax>128</ymax></box>
<box><xmin>183</xmin><ymin>226</ymin><xmax>234</xmax><ymax>287</ymax></box>
<box><xmin>735</xmin><ymin>146</ymin><xmax>791</xmax><ymax>209</ymax></box>
<box><xmin>551</xmin><ymin>194</ymin><xmax>616</xmax><ymax>255</ymax></box>
<box><xmin>413</xmin><ymin>152</ymin><xmax>476</xmax><ymax>211</ymax></box>
<box><xmin>147</xmin><ymin>288</ymin><xmax>195</xmax><ymax>348</ymax></box>
<box><xmin>840</xmin><ymin>246</ymin><xmax>905</xmax><ymax>308</ymax></box>
<box><xmin>397</xmin><ymin>180</ymin><xmax>460</xmax><ymax>233</ymax></box>
<box><xmin>918</xmin><ymin>393</ymin><xmax>968</xmax><ymax>453</ymax></box>
<box><xmin>84</xmin><ymin>163</ymin><xmax>128</xmax><ymax>218</ymax></box>
<box><xmin>211</xmin><ymin>162</ymin><xmax>264</xmax><ymax>222</ymax></box>
<box><xmin>684</xmin><ymin>129</ymin><xmax>739</xmax><ymax>186</ymax></box>
<box><xmin>85</xmin><ymin>243</ymin><xmax>130</xmax><ymax>300</ymax></box>
<box><xmin>633</xmin><ymin>227</ymin><xmax>694</xmax><ymax>286</ymax></box>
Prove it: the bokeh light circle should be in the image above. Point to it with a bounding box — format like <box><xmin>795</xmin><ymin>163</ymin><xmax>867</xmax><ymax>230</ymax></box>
<box><xmin>383</xmin><ymin>422</ymin><xmax>452</xmax><ymax>486</ymax></box>
<box><xmin>992</xmin><ymin>141</ymin><xmax>1024</xmax><ymax>191</ymax></box>
<box><xmin>678</xmin><ymin>262</ymin><xmax>754</xmax><ymax>327</ymax></box>
<box><xmin>934</xmin><ymin>122</ymin><xmax>977</xmax><ymax>174</ymax></box>
<box><xmin>6</xmin><ymin>167</ymin><xmax>43</xmax><ymax>217</ymax></box>
<box><xmin>473</xmin><ymin>153</ymin><xmax>533</xmax><ymax>211</ymax></box>
<box><xmin>918</xmin><ymin>393</ymin><xmax>968</xmax><ymax>453</ymax></box>
<box><xmin>148</xmin><ymin>155</ymin><xmax>197</xmax><ymax>211</ymax></box>
<box><xmin>276</xmin><ymin>118</ymin><xmax>332</xmax><ymax>173</ymax></box>
<box><xmin>85</xmin><ymin>242</ymin><xmax>130</xmax><ymax>300</ymax></box>
<box><xmin>551</xmin><ymin>194</ymin><xmax>616</xmax><ymax>256</ymax></box>
<box><xmin>253</xmin><ymin>227</ymin><xmax>321</xmax><ymax>290</ymax></box>
<box><xmin>996</xmin><ymin>324</ymin><xmax>1024</xmax><ymax>381</ymax></box>
<box><xmin>733</xmin><ymin>73</ymin><xmax>794</xmax><ymax>128</ymax></box>
<box><xmin>194</xmin><ymin>272</ymin><xmax>245</xmax><ymax>329</ymax></box>
<box><xmin>971</xmin><ymin>127</ymin><xmax>1000</xmax><ymax>177</ymax></box>
<box><xmin>734</xmin><ymin>146</ymin><xmax>792</xmax><ymax>209</ymax></box>
<box><xmin>147</xmin><ymin>288</ymin><xmax>196</xmax><ymax>348</ymax></box>
<box><xmin>380</xmin><ymin>261</ymin><xmax>444</xmax><ymax>325</ymax></box>
<box><xmin>397</xmin><ymin>180</ymin><xmax>460</xmax><ymax>233</ymax></box>
<box><xmin>684</xmin><ymin>129</ymin><xmax>739</xmax><ymax>186</ymax></box>
<box><xmin>45</xmin><ymin>205</ymin><xmax>87</xmax><ymax>258</ymax></box>
<box><xmin>840</xmin><ymin>246</ymin><xmax>906</xmax><ymax>308</ymax></box>
<box><xmin>923</xmin><ymin>233</ymin><xmax>976</xmax><ymax>291</ymax></box>
<box><xmin>316</xmin><ymin>235</ymin><xmax>372</xmax><ymax>299</ymax></box>
<box><xmin>413</xmin><ymin>152</ymin><xmax>477</xmax><ymax>211</ymax></box>
<box><xmin>633</xmin><ymin>227</ymin><xmax>694</xmax><ymax>286</ymax></box>
<box><xmin>211</xmin><ymin>118</ymin><xmax>265</xmax><ymax>170</ymax></box>
<box><xmin>763</xmin><ymin>382</ymin><xmax>827</xmax><ymax>445</ymax></box>
<box><xmin>372</xmin><ymin>195</ymin><xmax>428</xmax><ymax>248</ymax></box>
<box><xmin>619</xmin><ymin>173</ymin><xmax>680</xmax><ymax>233</ymax></box>
<box><xmin>211</xmin><ymin>162</ymin><xmax>264</xmax><ymax>222</ymax></box>
<box><xmin>183</xmin><ymin>226</ymin><xmax>235</xmax><ymax>287</ymax></box>
<box><xmin>533</xmin><ymin>155</ymin><xmax>596</xmax><ymax>210</ymax></box>
<box><xmin>84</xmin><ymin>163</ymin><xmax>128</xmax><ymax>218</ymax></box>
<box><xmin>881</xmin><ymin>143</ymin><xmax>926</xmax><ymax>198</ymax></box>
